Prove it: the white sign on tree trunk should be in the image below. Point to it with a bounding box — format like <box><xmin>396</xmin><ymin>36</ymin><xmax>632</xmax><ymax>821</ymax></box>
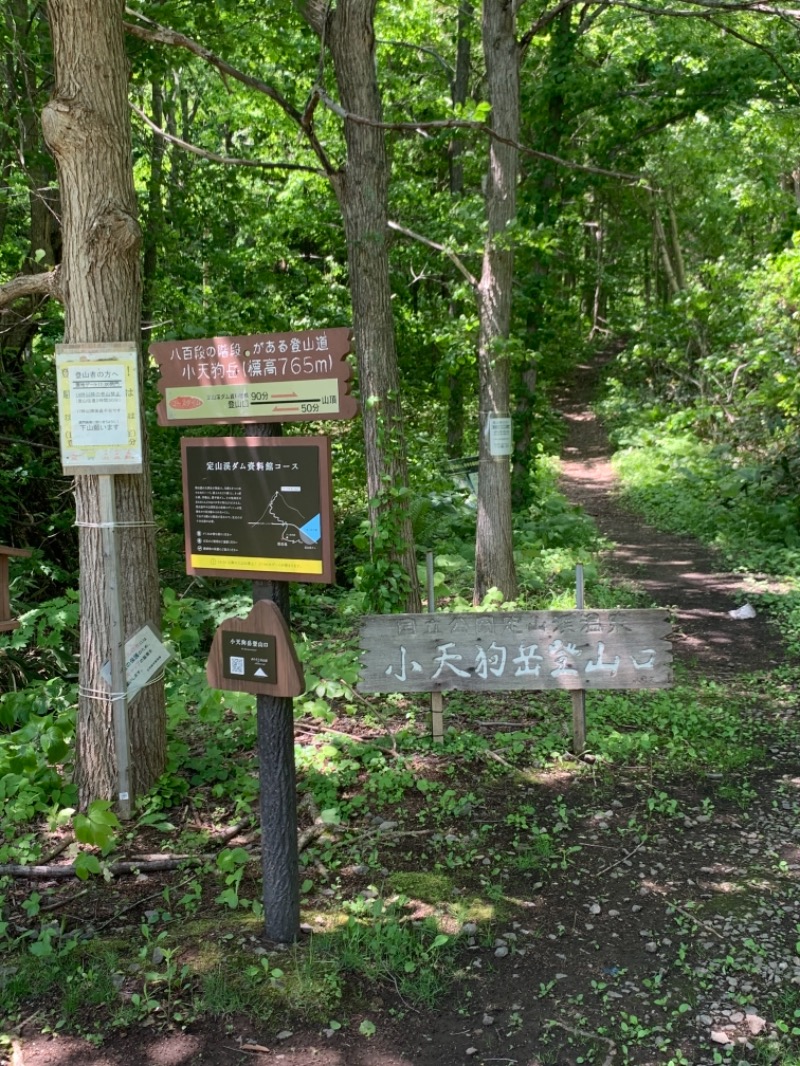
<box><xmin>55</xmin><ymin>342</ymin><xmax>142</xmax><ymax>474</ymax></box>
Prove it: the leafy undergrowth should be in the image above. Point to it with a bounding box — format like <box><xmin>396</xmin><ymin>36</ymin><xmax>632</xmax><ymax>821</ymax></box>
<box><xmin>3</xmin><ymin>463</ymin><xmax>800</xmax><ymax>1064</ymax></box>
<box><xmin>2</xmin><ymin>663</ymin><xmax>800</xmax><ymax>1065</ymax></box>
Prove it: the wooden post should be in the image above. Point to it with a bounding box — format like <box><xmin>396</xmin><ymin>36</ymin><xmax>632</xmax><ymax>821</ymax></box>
<box><xmin>571</xmin><ymin>564</ymin><xmax>587</xmax><ymax>756</ymax></box>
<box><xmin>252</xmin><ymin>423</ymin><xmax>300</xmax><ymax>944</ymax></box>
<box><xmin>98</xmin><ymin>476</ymin><xmax>132</xmax><ymax>820</ymax></box>
<box><xmin>253</xmin><ymin>577</ymin><xmax>300</xmax><ymax>943</ymax></box>
<box><xmin>427</xmin><ymin>551</ymin><xmax>444</xmax><ymax>743</ymax></box>
<box><xmin>0</xmin><ymin>546</ymin><xmax>32</xmax><ymax>633</ymax></box>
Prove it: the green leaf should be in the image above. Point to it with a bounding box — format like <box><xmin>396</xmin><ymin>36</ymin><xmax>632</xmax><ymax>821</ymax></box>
<box><xmin>74</xmin><ymin>852</ymin><xmax>101</xmax><ymax>881</ymax></box>
<box><xmin>216</xmin><ymin>847</ymin><xmax>249</xmax><ymax>872</ymax></box>
<box><xmin>73</xmin><ymin>801</ymin><xmax>120</xmax><ymax>853</ymax></box>
<box><xmin>359</xmin><ymin>1019</ymin><xmax>376</xmax><ymax>1037</ymax></box>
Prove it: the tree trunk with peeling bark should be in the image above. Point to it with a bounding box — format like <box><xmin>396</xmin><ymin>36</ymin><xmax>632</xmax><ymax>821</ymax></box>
<box><xmin>42</xmin><ymin>0</ymin><xmax>165</xmax><ymax>807</ymax></box>
<box><xmin>474</xmin><ymin>0</ymin><xmax>519</xmax><ymax>605</ymax></box>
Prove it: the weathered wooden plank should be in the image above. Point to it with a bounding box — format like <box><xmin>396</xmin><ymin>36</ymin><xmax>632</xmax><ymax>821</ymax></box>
<box><xmin>358</xmin><ymin>609</ymin><xmax>672</xmax><ymax>693</ymax></box>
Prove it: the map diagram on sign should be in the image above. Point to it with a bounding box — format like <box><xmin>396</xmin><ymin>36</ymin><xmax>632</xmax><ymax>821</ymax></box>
<box><xmin>249</xmin><ymin>491</ymin><xmax>322</xmax><ymax>546</ymax></box>
<box><xmin>181</xmin><ymin>435</ymin><xmax>335</xmax><ymax>583</ymax></box>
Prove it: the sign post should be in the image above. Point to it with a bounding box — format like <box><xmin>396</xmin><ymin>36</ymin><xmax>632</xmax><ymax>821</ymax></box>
<box><xmin>149</xmin><ymin>328</ymin><xmax>356</xmax><ymax>427</ymax></box>
<box><xmin>165</xmin><ymin>325</ymin><xmax>355</xmax><ymax>943</ymax></box>
<box><xmin>253</xmin><ymin>574</ymin><xmax>301</xmax><ymax>944</ymax></box>
<box><xmin>183</xmin><ymin>425</ymin><xmax>336</xmax><ymax>943</ymax></box>
<box><xmin>56</xmin><ymin>342</ymin><xmax>143</xmax><ymax>819</ymax></box>
<box><xmin>0</xmin><ymin>546</ymin><xmax>31</xmax><ymax>633</ymax></box>
<box><xmin>571</xmin><ymin>565</ymin><xmax>587</xmax><ymax>755</ymax></box>
<box><xmin>99</xmin><ymin>475</ymin><xmax>132</xmax><ymax>820</ymax></box>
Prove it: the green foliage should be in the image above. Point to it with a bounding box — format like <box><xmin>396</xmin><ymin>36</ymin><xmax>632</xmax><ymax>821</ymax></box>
<box><xmin>73</xmin><ymin>802</ymin><xmax>120</xmax><ymax>856</ymax></box>
<box><xmin>328</xmin><ymin>895</ymin><xmax>454</xmax><ymax>1006</ymax></box>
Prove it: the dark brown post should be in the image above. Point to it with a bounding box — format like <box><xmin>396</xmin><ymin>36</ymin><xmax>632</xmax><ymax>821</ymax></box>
<box><xmin>251</xmin><ymin>423</ymin><xmax>300</xmax><ymax>944</ymax></box>
<box><xmin>0</xmin><ymin>546</ymin><xmax>31</xmax><ymax>632</ymax></box>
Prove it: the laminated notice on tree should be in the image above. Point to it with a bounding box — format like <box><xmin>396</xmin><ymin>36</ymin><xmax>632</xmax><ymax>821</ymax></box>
<box><xmin>359</xmin><ymin>609</ymin><xmax>672</xmax><ymax>693</ymax></box>
<box><xmin>56</xmin><ymin>343</ymin><xmax>142</xmax><ymax>474</ymax></box>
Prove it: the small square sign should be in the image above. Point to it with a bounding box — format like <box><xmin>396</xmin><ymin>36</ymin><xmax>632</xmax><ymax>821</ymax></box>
<box><xmin>221</xmin><ymin>631</ymin><xmax>277</xmax><ymax>685</ymax></box>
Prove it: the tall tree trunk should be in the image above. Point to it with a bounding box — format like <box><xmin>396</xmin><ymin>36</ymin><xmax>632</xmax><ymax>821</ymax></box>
<box><xmin>326</xmin><ymin>0</ymin><xmax>421</xmax><ymax>613</ymax></box>
<box><xmin>652</xmin><ymin>200</ymin><xmax>681</xmax><ymax>298</ymax></box>
<box><xmin>446</xmin><ymin>1</ymin><xmax>473</xmax><ymax>460</ymax></box>
<box><xmin>474</xmin><ymin>0</ymin><xmax>519</xmax><ymax>604</ymax></box>
<box><xmin>42</xmin><ymin>0</ymin><xmax>165</xmax><ymax>807</ymax></box>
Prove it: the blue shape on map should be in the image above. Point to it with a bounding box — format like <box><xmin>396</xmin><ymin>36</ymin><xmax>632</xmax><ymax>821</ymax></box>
<box><xmin>300</xmin><ymin>514</ymin><xmax>322</xmax><ymax>543</ymax></box>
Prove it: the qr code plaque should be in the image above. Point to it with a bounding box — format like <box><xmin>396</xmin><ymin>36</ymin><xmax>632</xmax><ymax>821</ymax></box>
<box><xmin>229</xmin><ymin>655</ymin><xmax>245</xmax><ymax>676</ymax></box>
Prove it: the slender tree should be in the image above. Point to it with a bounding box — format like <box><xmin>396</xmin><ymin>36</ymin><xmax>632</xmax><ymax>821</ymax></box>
<box><xmin>474</xmin><ymin>0</ymin><xmax>520</xmax><ymax>604</ymax></box>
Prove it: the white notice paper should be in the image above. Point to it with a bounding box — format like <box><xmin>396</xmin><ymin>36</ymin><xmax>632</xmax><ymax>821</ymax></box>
<box><xmin>488</xmin><ymin>416</ymin><xmax>513</xmax><ymax>457</ymax></box>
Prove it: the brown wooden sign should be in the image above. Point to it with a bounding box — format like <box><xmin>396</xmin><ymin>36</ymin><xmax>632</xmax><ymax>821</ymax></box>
<box><xmin>0</xmin><ymin>545</ymin><xmax>31</xmax><ymax>633</ymax></box>
<box><xmin>359</xmin><ymin>609</ymin><xmax>672</xmax><ymax>693</ymax></box>
<box><xmin>181</xmin><ymin>435</ymin><xmax>335</xmax><ymax>584</ymax></box>
<box><xmin>150</xmin><ymin>328</ymin><xmax>357</xmax><ymax>426</ymax></box>
<box><xmin>207</xmin><ymin>600</ymin><xmax>305</xmax><ymax>697</ymax></box>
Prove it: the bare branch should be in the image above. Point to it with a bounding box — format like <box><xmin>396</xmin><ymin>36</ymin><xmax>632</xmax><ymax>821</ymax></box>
<box><xmin>606</xmin><ymin>0</ymin><xmax>800</xmax><ymax>16</ymax></box>
<box><xmin>0</xmin><ymin>435</ymin><xmax>58</xmax><ymax>452</ymax></box>
<box><xmin>314</xmin><ymin>88</ymin><xmax>648</xmax><ymax>187</ymax></box>
<box><xmin>0</xmin><ymin>268</ymin><xmax>61</xmax><ymax>312</ymax></box>
<box><xmin>704</xmin><ymin>14</ymin><xmax>800</xmax><ymax>95</ymax></box>
<box><xmin>377</xmin><ymin>38</ymin><xmax>455</xmax><ymax>77</ymax></box>
<box><xmin>130</xmin><ymin>103</ymin><xmax>326</xmax><ymax>175</ymax></box>
<box><xmin>123</xmin><ymin>10</ymin><xmax>337</xmax><ymax>176</ymax></box>
<box><xmin>298</xmin><ymin>0</ymin><xmax>333</xmax><ymax>37</ymax></box>
<box><xmin>388</xmin><ymin>220</ymin><xmax>479</xmax><ymax>289</ymax></box>
<box><xmin>519</xmin><ymin>0</ymin><xmax>580</xmax><ymax>49</ymax></box>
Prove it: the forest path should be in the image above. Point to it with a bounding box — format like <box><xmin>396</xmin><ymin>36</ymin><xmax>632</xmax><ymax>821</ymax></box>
<box><xmin>557</xmin><ymin>356</ymin><xmax>787</xmax><ymax>677</ymax></box>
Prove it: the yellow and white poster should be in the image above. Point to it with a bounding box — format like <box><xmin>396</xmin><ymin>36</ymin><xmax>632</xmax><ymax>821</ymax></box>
<box><xmin>56</xmin><ymin>343</ymin><xmax>142</xmax><ymax>474</ymax></box>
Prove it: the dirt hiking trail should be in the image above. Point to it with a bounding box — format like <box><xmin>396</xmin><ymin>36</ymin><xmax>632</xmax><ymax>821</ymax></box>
<box><xmin>558</xmin><ymin>358</ymin><xmax>787</xmax><ymax>677</ymax></box>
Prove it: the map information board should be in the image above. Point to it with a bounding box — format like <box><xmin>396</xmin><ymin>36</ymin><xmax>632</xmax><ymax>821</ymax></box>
<box><xmin>181</xmin><ymin>436</ymin><xmax>334</xmax><ymax>583</ymax></box>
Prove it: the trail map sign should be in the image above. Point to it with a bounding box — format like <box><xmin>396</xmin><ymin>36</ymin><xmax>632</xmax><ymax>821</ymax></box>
<box><xmin>359</xmin><ymin>609</ymin><xmax>672</xmax><ymax>693</ymax></box>
<box><xmin>150</xmin><ymin>328</ymin><xmax>357</xmax><ymax>426</ymax></box>
<box><xmin>55</xmin><ymin>343</ymin><xmax>142</xmax><ymax>474</ymax></box>
<box><xmin>206</xmin><ymin>600</ymin><xmax>305</xmax><ymax>698</ymax></box>
<box><xmin>181</xmin><ymin>436</ymin><xmax>334</xmax><ymax>583</ymax></box>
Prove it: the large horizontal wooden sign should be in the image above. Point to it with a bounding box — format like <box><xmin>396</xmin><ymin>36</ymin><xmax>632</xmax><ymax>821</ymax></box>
<box><xmin>207</xmin><ymin>600</ymin><xmax>305</xmax><ymax>697</ymax></box>
<box><xmin>150</xmin><ymin>328</ymin><xmax>357</xmax><ymax>426</ymax></box>
<box><xmin>181</xmin><ymin>436</ymin><xmax>335</xmax><ymax>583</ymax></box>
<box><xmin>359</xmin><ymin>609</ymin><xmax>672</xmax><ymax>693</ymax></box>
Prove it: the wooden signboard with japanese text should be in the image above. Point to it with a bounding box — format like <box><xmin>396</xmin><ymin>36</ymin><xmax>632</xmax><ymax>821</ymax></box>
<box><xmin>207</xmin><ymin>600</ymin><xmax>305</xmax><ymax>698</ymax></box>
<box><xmin>359</xmin><ymin>609</ymin><xmax>672</xmax><ymax>694</ymax></box>
<box><xmin>181</xmin><ymin>435</ymin><xmax>335</xmax><ymax>583</ymax></box>
<box><xmin>150</xmin><ymin>328</ymin><xmax>357</xmax><ymax>426</ymax></box>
